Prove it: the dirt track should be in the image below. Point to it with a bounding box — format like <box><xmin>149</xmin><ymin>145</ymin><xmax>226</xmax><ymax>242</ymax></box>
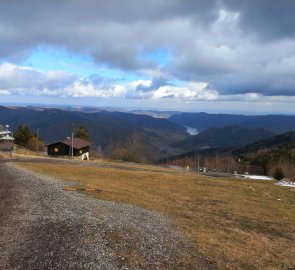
<box><xmin>0</xmin><ymin>159</ymin><xmax>204</xmax><ymax>270</ymax></box>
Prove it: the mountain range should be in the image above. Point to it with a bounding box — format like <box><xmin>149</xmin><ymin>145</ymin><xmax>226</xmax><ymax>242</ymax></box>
<box><xmin>0</xmin><ymin>106</ymin><xmax>188</xmax><ymax>157</ymax></box>
<box><xmin>2</xmin><ymin>106</ymin><xmax>295</xmax><ymax>162</ymax></box>
<box><xmin>169</xmin><ymin>112</ymin><xmax>295</xmax><ymax>134</ymax></box>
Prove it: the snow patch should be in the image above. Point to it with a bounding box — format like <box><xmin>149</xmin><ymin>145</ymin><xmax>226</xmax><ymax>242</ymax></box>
<box><xmin>276</xmin><ymin>181</ymin><xmax>295</xmax><ymax>188</ymax></box>
<box><xmin>235</xmin><ymin>174</ymin><xmax>273</xmax><ymax>180</ymax></box>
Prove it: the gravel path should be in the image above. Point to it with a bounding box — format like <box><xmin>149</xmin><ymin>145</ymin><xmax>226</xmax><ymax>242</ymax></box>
<box><xmin>0</xmin><ymin>160</ymin><xmax>205</xmax><ymax>270</ymax></box>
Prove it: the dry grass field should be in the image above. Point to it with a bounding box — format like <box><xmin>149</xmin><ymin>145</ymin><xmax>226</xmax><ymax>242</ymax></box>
<box><xmin>19</xmin><ymin>160</ymin><xmax>295</xmax><ymax>269</ymax></box>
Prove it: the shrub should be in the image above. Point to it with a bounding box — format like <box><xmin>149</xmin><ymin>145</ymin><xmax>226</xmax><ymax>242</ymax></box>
<box><xmin>273</xmin><ymin>167</ymin><xmax>285</xmax><ymax>180</ymax></box>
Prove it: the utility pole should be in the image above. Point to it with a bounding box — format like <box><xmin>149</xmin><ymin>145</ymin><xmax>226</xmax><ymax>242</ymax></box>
<box><xmin>36</xmin><ymin>128</ymin><xmax>39</xmax><ymax>152</ymax></box>
<box><xmin>71</xmin><ymin>123</ymin><xmax>74</xmax><ymax>158</ymax></box>
<box><xmin>197</xmin><ymin>155</ymin><xmax>200</xmax><ymax>173</ymax></box>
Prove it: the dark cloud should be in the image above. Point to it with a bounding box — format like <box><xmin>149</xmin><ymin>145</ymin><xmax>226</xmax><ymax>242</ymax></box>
<box><xmin>0</xmin><ymin>0</ymin><xmax>295</xmax><ymax>98</ymax></box>
<box><xmin>223</xmin><ymin>0</ymin><xmax>295</xmax><ymax>40</ymax></box>
<box><xmin>210</xmin><ymin>73</ymin><xmax>295</xmax><ymax>97</ymax></box>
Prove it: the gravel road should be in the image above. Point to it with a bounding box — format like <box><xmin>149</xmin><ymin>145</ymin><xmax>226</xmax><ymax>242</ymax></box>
<box><xmin>0</xmin><ymin>160</ymin><xmax>206</xmax><ymax>270</ymax></box>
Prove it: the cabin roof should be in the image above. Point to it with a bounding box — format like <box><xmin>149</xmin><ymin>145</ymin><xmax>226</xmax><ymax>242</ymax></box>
<box><xmin>46</xmin><ymin>138</ymin><xmax>91</xmax><ymax>150</ymax></box>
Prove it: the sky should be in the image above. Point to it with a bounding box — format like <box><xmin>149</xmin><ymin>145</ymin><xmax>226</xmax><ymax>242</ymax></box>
<box><xmin>0</xmin><ymin>0</ymin><xmax>295</xmax><ymax>114</ymax></box>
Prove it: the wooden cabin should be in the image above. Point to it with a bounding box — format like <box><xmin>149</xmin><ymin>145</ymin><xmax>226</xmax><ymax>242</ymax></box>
<box><xmin>46</xmin><ymin>138</ymin><xmax>90</xmax><ymax>160</ymax></box>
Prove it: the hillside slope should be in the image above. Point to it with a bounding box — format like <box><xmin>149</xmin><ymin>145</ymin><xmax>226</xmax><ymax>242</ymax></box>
<box><xmin>233</xmin><ymin>131</ymin><xmax>295</xmax><ymax>177</ymax></box>
<box><xmin>172</xmin><ymin>125</ymin><xmax>274</xmax><ymax>152</ymax></box>
<box><xmin>233</xmin><ymin>131</ymin><xmax>295</xmax><ymax>156</ymax></box>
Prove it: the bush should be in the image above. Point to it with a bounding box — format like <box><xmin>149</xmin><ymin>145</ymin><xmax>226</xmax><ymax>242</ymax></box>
<box><xmin>273</xmin><ymin>167</ymin><xmax>285</xmax><ymax>180</ymax></box>
<box><xmin>108</xmin><ymin>133</ymin><xmax>154</xmax><ymax>163</ymax></box>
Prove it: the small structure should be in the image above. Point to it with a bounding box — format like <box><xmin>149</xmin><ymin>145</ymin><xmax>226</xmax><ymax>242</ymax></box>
<box><xmin>0</xmin><ymin>125</ymin><xmax>14</xmax><ymax>142</ymax></box>
<box><xmin>0</xmin><ymin>141</ymin><xmax>15</xmax><ymax>152</ymax></box>
<box><xmin>46</xmin><ymin>138</ymin><xmax>91</xmax><ymax>160</ymax></box>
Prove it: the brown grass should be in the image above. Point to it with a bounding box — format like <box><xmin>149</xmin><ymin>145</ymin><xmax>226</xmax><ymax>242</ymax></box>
<box><xmin>19</xmin><ymin>160</ymin><xmax>295</xmax><ymax>269</ymax></box>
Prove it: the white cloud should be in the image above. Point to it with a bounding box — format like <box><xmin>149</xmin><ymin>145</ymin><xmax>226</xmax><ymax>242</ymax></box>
<box><xmin>0</xmin><ymin>89</ymin><xmax>10</xmax><ymax>95</ymax></box>
<box><xmin>64</xmin><ymin>82</ymin><xmax>127</xmax><ymax>98</ymax></box>
<box><xmin>152</xmin><ymin>82</ymin><xmax>218</xmax><ymax>100</ymax></box>
<box><xmin>129</xmin><ymin>80</ymin><xmax>152</xmax><ymax>89</ymax></box>
<box><xmin>0</xmin><ymin>62</ymin><xmax>216</xmax><ymax>100</ymax></box>
<box><xmin>0</xmin><ymin>63</ymin><xmax>77</xmax><ymax>95</ymax></box>
<box><xmin>0</xmin><ymin>61</ymin><xmax>294</xmax><ymax>111</ymax></box>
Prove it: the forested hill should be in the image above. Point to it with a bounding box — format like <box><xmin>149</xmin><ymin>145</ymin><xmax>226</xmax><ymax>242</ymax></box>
<box><xmin>169</xmin><ymin>112</ymin><xmax>295</xmax><ymax>134</ymax></box>
<box><xmin>232</xmin><ymin>131</ymin><xmax>295</xmax><ymax>177</ymax></box>
<box><xmin>160</xmin><ymin>130</ymin><xmax>295</xmax><ymax>179</ymax></box>
<box><xmin>171</xmin><ymin>125</ymin><xmax>274</xmax><ymax>152</ymax></box>
<box><xmin>233</xmin><ymin>131</ymin><xmax>295</xmax><ymax>156</ymax></box>
<box><xmin>0</xmin><ymin>106</ymin><xmax>188</xmax><ymax>154</ymax></box>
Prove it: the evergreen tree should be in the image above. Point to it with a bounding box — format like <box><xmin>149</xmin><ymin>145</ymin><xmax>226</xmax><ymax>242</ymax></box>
<box><xmin>273</xmin><ymin>167</ymin><xmax>285</xmax><ymax>180</ymax></box>
<box><xmin>14</xmin><ymin>125</ymin><xmax>33</xmax><ymax>147</ymax></box>
<box><xmin>75</xmin><ymin>125</ymin><xmax>90</xmax><ymax>140</ymax></box>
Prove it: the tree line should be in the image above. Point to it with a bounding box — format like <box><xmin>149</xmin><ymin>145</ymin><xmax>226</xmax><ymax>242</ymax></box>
<box><xmin>13</xmin><ymin>124</ymin><xmax>90</xmax><ymax>151</ymax></box>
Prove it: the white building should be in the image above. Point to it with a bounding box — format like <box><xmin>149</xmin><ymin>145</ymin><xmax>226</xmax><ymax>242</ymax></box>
<box><xmin>0</xmin><ymin>125</ymin><xmax>14</xmax><ymax>142</ymax></box>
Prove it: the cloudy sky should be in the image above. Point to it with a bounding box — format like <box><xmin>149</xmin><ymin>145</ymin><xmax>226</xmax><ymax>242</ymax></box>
<box><xmin>0</xmin><ymin>0</ymin><xmax>295</xmax><ymax>114</ymax></box>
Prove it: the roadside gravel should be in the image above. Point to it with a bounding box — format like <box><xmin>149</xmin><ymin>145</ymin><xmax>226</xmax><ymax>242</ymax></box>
<box><xmin>0</xmin><ymin>161</ymin><xmax>206</xmax><ymax>269</ymax></box>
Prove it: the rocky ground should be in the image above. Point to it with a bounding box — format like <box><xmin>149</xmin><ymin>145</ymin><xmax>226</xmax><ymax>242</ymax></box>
<box><xmin>0</xmin><ymin>159</ymin><xmax>206</xmax><ymax>270</ymax></box>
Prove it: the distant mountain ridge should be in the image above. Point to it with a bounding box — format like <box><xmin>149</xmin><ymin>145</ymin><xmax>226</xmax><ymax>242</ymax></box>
<box><xmin>169</xmin><ymin>112</ymin><xmax>295</xmax><ymax>134</ymax></box>
<box><xmin>171</xmin><ymin>125</ymin><xmax>274</xmax><ymax>153</ymax></box>
<box><xmin>0</xmin><ymin>106</ymin><xmax>188</xmax><ymax>157</ymax></box>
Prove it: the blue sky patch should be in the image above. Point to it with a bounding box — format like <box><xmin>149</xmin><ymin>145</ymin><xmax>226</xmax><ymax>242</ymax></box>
<box><xmin>138</xmin><ymin>48</ymin><xmax>170</xmax><ymax>68</ymax></box>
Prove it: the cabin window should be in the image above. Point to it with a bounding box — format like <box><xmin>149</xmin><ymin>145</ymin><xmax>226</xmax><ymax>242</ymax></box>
<box><xmin>54</xmin><ymin>147</ymin><xmax>59</xmax><ymax>153</ymax></box>
<box><xmin>79</xmin><ymin>150</ymin><xmax>82</xmax><ymax>154</ymax></box>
